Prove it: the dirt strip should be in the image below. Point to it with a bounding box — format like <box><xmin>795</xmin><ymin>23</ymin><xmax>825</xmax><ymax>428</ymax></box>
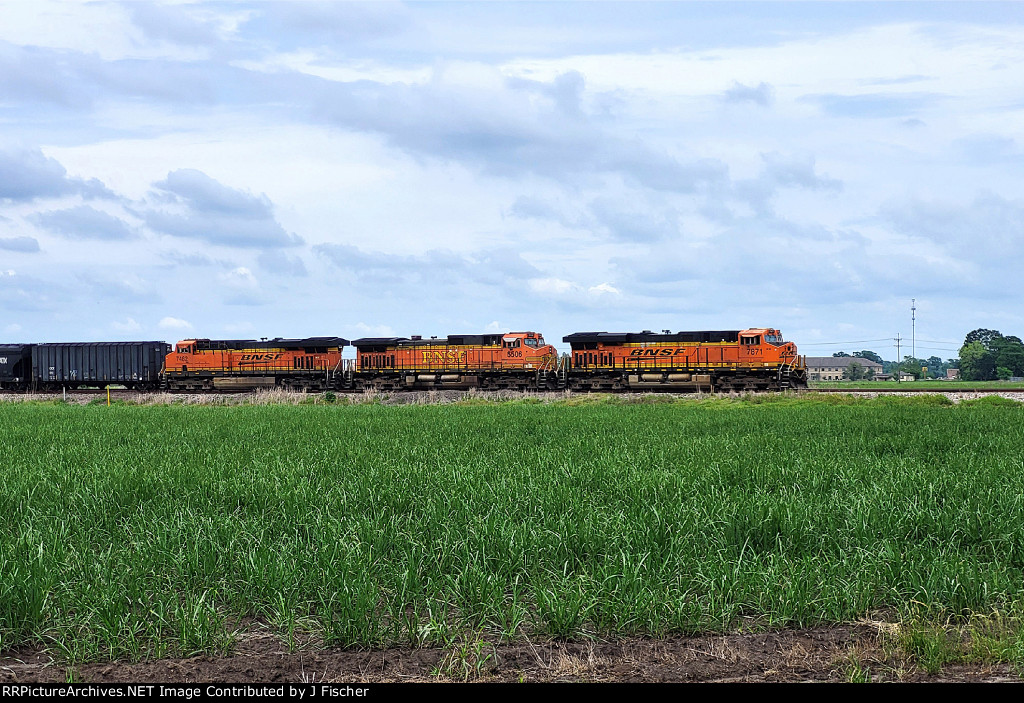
<box><xmin>2</xmin><ymin>625</ymin><xmax>1020</xmax><ymax>683</ymax></box>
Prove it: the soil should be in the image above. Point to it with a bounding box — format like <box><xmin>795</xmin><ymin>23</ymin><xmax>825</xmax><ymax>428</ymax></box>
<box><xmin>1</xmin><ymin>624</ymin><xmax>1019</xmax><ymax>683</ymax></box>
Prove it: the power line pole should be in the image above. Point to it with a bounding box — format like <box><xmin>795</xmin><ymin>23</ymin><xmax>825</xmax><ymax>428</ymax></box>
<box><xmin>895</xmin><ymin>333</ymin><xmax>902</xmax><ymax>384</ymax></box>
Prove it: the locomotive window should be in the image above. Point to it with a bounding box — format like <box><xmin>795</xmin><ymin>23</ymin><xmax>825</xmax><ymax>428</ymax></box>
<box><xmin>525</xmin><ymin>338</ymin><xmax>539</xmax><ymax>348</ymax></box>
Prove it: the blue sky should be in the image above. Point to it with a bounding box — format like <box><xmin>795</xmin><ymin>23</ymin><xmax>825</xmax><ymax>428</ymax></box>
<box><xmin>1</xmin><ymin>1</ymin><xmax>1022</xmax><ymax>361</ymax></box>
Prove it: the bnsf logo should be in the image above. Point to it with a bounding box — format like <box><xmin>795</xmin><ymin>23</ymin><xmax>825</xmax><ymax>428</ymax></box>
<box><xmin>629</xmin><ymin>348</ymin><xmax>688</xmax><ymax>357</ymax></box>
<box><xmin>0</xmin><ymin>357</ymin><xmax>7</xmax><ymax>364</ymax></box>
<box><xmin>422</xmin><ymin>350</ymin><xmax>466</xmax><ymax>363</ymax></box>
<box><xmin>239</xmin><ymin>353</ymin><xmax>284</xmax><ymax>361</ymax></box>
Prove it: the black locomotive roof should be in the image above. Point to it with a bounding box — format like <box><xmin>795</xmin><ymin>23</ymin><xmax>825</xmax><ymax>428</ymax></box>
<box><xmin>352</xmin><ymin>334</ymin><xmax>504</xmax><ymax>348</ymax></box>
<box><xmin>194</xmin><ymin>337</ymin><xmax>348</xmax><ymax>350</ymax></box>
<box><xmin>33</xmin><ymin>341</ymin><xmax>169</xmax><ymax>346</ymax></box>
<box><xmin>563</xmin><ymin>330</ymin><xmax>741</xmax><ymax>344</ymax></box>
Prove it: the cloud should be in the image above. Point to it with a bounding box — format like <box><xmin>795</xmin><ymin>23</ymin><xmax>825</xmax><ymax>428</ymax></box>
<box><xmin>219</xmin><ymin>266</ymin><xmax>258</xmax><ymax>289</ymax></box>
<box><xmin>314</xmin><ymin>243</ymin><xmax>541</xmax><ymax>288</ymax></box>
<box><xmin>111</xmin><ymin>317</ymin><xmax>141</xmax><ymax>333</ymax></box>
<box><xmin>128</xmin><ymin>3</ymin><xmax>222</xmax><ymax>47</ymax></box>
<box><xmin>722</xmin><ymin>81</ymin><xmax>774</xmax><ymax>106</ymax></box>
<box><xmin>0</xmin><ymin>269</ymin><xmax>65</xmax><ymax>312</ymax></box>
<box><xmin>0</xmin><ymin>147</ymin><xmax>114</xmax><ymax>201</ymax></box>
<box><xmin>801</xmin><ymin>92</ymin><xmax>941</xmax><ymax>119</ymax></box>
<box><xmin>313</xmin><ymin>69</ymin><xmax>730</xmax><ymax>193</ymax></box>
<box><xmin>258</xmin><ymin>250</ymin><xmax>308</xmax><ymax>277</ymax></box>
<box><xmin>0</xmin><ymin>236</ymin><xmax>40</xmax><ymax>252</ymax></box>
<box><xmin>144</xmin><ymin>169</ymin><xmax>302</xmax><ymax>248</ymax></box>
<box><xmin>729</xmin><ymin>152</ymin><xmax>843</xmax><ymax>217</ymax></box>
<box><xmin>529</xmin><ymin>277</ymin><xmax>621</xmax><ymax>299</ymax></box>
<box><xmin>952</xmin><ymin>134</ymin><xmax>1023</xmax><ymax>164</ymax></box>
<box><xmin>758</xmin><ymin>152</ymin><xmax>843</xmax><ymax>191</ymax></box>
<box><xmin>76</xmin><ymin>272</ymin><xmax>160</xmax><ymax>303</ymax></box>
<box><xmin>159</xmin><ymin>316</ymin><xmax>192</xmax><ymax>331</ymax></box>
<box><xmin>588</xmin><ymin>198</ymin><xmax>680</xmax><ymax>242</ymax></box>
<box><xmin>877</xmin><ymin>192</ymin><xmax>1024</xmax><ymax>263</ymax></box>
<box><xmin>244</xmin><ymin>1</ymin><xmax>413</xmax><ymax>48</ymax></box>
<box><xmin>30</xmin><ymin>205</ymin><xmax>137</xmax><ymax>240</ymax></box>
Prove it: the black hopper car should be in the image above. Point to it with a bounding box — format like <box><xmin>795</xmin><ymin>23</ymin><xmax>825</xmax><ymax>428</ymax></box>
<box><xmin>0</xmin><ymin>342</ymin><xmax>170</xmax><ymax>391</ymax></box>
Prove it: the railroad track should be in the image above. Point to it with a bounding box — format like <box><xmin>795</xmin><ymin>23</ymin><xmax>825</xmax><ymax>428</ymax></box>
<box><xmin>3</xmin><ymin>385</ymin><xmax>1022</xmax><ymax>398</ymax></box>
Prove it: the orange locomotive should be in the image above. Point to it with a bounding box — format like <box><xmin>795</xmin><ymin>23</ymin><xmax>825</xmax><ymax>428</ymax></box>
<box><xmin>563</xmin><ymin>327</ymin><xmax>806</xmax><ymax>392</ymax></box>
<box><xmin>164</xmin><ymin>337</ymin><xmax>349</xmax><ymax>391</ymax></box>
<box><xmin>352</xmin><ymin>331</ymin><xmax>558</xmax><ymax>390</ymax></box>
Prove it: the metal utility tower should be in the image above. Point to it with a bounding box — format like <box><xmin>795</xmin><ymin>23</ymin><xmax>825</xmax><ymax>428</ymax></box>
<box><xmin>911</xmin><ymin>299</ymin><xmax>916</xmax><ymax>361</ymax></box>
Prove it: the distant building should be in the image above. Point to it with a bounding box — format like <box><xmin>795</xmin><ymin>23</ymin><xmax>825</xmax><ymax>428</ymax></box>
<box><xmin>946</xmin><ymin>368</ymin><xmax>960</xmax><ymax>379</ymax></box>
<box><xmin>806</xmin><ymin>356</ymin><xmax>884</xmax><ymax>381</ymax></box>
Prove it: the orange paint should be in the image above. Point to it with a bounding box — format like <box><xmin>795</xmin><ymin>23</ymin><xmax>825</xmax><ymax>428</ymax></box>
<box><xmin>165</xmin><ymin>338</ymin><xmax>346</xmax><ymax>378</ymax></box>
<box><xmin>568</xmin><ymin>328</ymin><xmax>804</xmax><ymax>373</ymax></box>
<box><xmin>355</xmin><ymin>332</ymin><xmax>557</xmax><ymax>373</ymax></box>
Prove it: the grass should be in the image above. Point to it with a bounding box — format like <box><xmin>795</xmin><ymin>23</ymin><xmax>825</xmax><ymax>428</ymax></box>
<box><xmin>810</xmin><ymin>380</ymin><xmax>1024</xmax><ymax>390</ymax></box>
<box><xmin>1</xmin><ymin>395</ymin><xmax>1024</xmax><ymax>670</ymax></box>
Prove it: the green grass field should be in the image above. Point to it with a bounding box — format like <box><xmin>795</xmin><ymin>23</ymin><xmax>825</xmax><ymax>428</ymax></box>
<box><xmin>2</xmin><ymin>395</ymin><xmax>1024</xmax><ymax>665</ymax></box>
<box><xmin>809</xmin><ymin>379</ymin><xmax>1024</xmax><ymax>390</ymax></box>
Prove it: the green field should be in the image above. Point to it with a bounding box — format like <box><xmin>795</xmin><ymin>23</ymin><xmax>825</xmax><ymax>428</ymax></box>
<box><xmin>809</xmin><ymin>380</ymin><xmax>1024</xmax><ymax>390</ymax></box>
<box><xmin>2</xmin><ymin>395</ymin><xmax>1024</xmax><ymax>664</ymax></box>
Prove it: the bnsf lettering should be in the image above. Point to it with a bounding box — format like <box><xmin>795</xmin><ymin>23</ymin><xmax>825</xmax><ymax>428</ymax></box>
<box><xmin>239</xmin><ymin>353</ymin><xmax>284</xmax><ymax>361</ymax></box>
<box><xmin>422</xmin><ymin>350</ymin><xmax>467</xmax><ymax>364</ymax></box>
<box><xmin>629</xmin><ymin>348</ymin><xmax>687</xmax><ymax>357</ymax></box>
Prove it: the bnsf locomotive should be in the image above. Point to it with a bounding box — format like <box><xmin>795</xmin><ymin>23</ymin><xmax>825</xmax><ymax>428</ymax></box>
<box><xmin>0</xmin><ymin>326</ymin><xmax>807</xmax><ymax>392</ymax></box>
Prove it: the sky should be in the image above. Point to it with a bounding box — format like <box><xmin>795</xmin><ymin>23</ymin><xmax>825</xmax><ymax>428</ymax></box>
<box><xmin>1</xmin><ymin>1</ymin><xmax>1022</xmax><ymax>361</ymax></box>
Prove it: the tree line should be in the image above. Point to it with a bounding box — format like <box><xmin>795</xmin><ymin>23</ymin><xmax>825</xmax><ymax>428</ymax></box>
<box><xmin>958</xmin><ymin>329</ymin><xmax>1024</xmax><ymax>381</ymax></box>
<box><xmin>831</xmin><ymin>350</ymin><xmax>957</xmax><ymax>380</ymax></box>
<box><xmin>827</xmin><ymin>328</ymin><xmax>1024</xmax><ymax>381</ymax></box>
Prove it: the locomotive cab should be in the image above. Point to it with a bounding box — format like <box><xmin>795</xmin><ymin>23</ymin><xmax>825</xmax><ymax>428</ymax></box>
<box><xmin>501</xmin><ymin>332</ymin><xmax>556</xmax><ymax>369</ymax></box>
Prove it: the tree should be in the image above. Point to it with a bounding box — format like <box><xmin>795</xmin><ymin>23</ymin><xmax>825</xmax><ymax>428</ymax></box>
<box><xmin>965</xmin><ymin>329</ymin><xmax>1003</xmax><ymax>349</ymax></box>
<box><xmin>997</xmin><ymin>366</ymin><xmax>1013</xmax><ymax>381</ymax></box>
<box><xmin>832</xmin><ymin>352</ymin><xmax>850</xmax><ymax>357</ymax></box>
<box><xmin>959</xmin><ymin>340</ymin><xmax>994</xmax><ymax>381</ymax></box>
<box><xmin>994</xmin><ymin>338</ymin><xmax>1024</xmax><ymax>377</ymax></box>
<box><xmin>852</xmin><ymin>350</ymin><xmax>883</xmax><ymax>364</ymax></box>
<box><xmin>843</xmin><ymin>361</ymin><xmax>865</xmax><ymax>381</ymax></box>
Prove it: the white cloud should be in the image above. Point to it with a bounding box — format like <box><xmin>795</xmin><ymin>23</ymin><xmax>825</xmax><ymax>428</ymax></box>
<box><xmin>529</xmin><ymin>277</ymin><xmax>577</xmax><ymax>296</ymax></box>
<box><xmin>218</xmin><ymin>267</ymin><xmax>258</xmax><ymax>288</ymax></box>
<box><xmin>159</xmin><ymin>316</ymin><xmax>192</xmax><ymax>330</ymax></box>
<box><xmin>111</xmin><ymin>317</ymin><xmax>141</xmax><ymax>333</ymax></box>
<box><xmin>588</xmin><ymin>283</ymin><xmax>621</xmax><ymax>296</ymax></box>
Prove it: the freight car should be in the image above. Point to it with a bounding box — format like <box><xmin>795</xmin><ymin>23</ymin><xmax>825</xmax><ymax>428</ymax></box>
<box><xmin>163</xmin><ymin>337</ymin><xmax>349</xmax><ymax>391</ymax></box>
<box><xmin>563</xmin><ymin>327</ymin><xmax>807</xmax><ymax>392</ymax></box>
<box><xmin>351</xmin><ymin>332</ymin><xmax>558</xmax><ymax>390</ymax></box>
<box><xmin>31</xmin><ymin>341</ymin><xmax>170</xmax><ymax>391</ymax></box>
<box><xmin>0</xmin><ymin>344</ymin><xmax>33</xmax><ymax>390</ymax></box>
<box><xmin>1</xmin><ymin>325</ymin><xmax>807</xmax><ymax>394</ymax></box>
